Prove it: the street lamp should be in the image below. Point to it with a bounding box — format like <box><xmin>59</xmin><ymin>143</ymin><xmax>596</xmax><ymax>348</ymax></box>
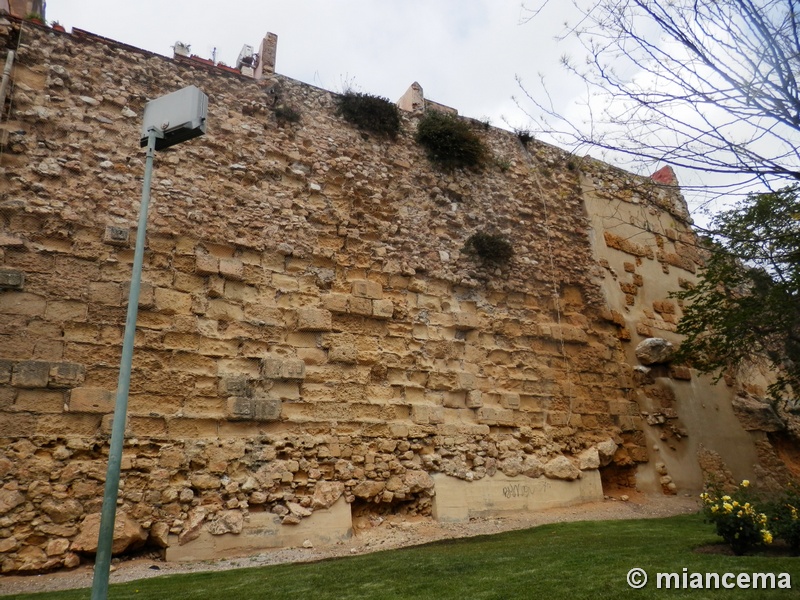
<box><xmin>91</xmin><ymin>86</ymin><xmax>208</xmax><ymax>600</ymax></box>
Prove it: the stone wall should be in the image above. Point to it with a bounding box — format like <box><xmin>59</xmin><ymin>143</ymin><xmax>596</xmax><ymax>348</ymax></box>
<box><xmin>0</xmin><ymin>17</ymin><xmax>790</xmax><ymax>573</ymax></box>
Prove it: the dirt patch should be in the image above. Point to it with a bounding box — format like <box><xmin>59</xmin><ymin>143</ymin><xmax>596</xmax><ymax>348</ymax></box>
<box><xmin>0</xmin><ymin>494</ymin><xmax>700</xmax><ymax>597</ymax></box>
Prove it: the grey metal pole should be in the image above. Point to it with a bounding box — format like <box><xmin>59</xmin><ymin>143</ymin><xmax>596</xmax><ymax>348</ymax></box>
<box><xmin>91</xmin><ymin>128</ymin><xmax>159</xmax><ymax>600</ymax></box>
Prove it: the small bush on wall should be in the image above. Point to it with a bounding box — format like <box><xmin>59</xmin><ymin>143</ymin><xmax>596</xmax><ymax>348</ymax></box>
<box><xmin>415</xmin><ymin>111</ymin><xmax>486</xmax><ymax>170</ymax></box>
<box><xmin>464</xmin><ymin>231</ymin><xmax>514</xmax><ymax>264</ymax></box>
<box><xmin>274</xmin><ymin>104</ymin><xmax>301</xmax><ymax>124</ymax></box>
<box><xmin>336</xmin><ymin>91</ymin><xmax>401</xmax><ymax>139</ymax></box>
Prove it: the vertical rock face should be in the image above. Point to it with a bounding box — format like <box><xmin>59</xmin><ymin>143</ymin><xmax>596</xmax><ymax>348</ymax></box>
<box><xmin>0</xmin><ymin>18</ymin><xmax>787</xmax><ymax>574</ymax></box>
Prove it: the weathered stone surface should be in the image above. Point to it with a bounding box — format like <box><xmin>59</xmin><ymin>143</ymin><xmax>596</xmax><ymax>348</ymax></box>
<box><xmin>544</xmin><ymin>456</ymin><xmax>580</xmax><ymax>481</ymax></box>
<box><xmin>578</xmin><ymin>447</ymin><xmax>600</xmax><ymax>471</ymax></box>
<box><xmin>11</xmin><ymin>361</ymin><xmax>50</xmax><ymax>388</ymax></box>
<box><xmin>41</xmin><ymin>498</ymin><xmax>83</xmax><ymax>523</ymax></box>
<box><xmin>207</xmin><ymin>510</ymin><xmax>244</xmax><ymax>535</ymax></box>
<box><xmin>352</xmin><ymin>480</ymin><xmax>385</xmax><ymax>498</ymax></box>
<box><xmin>404</xmin><ymin>470</ymin><xmax>434</xmax><ymax>492</ymax></box>
<box><xmin>0</xmin><ymin>490</ymin><xmax>25</xmax><ymax>516</ymax></box>
<box><xmin>731</xmin><ymin>396</ymin><xmax>785</xmax><ymax>432</ymax></box>
<box><xmin>71</xmin><ymin>511</ymin><xmax>147</xmax><ymax>555</ymax></box>
<box><xmin>149</xmin><ymin>522</ymin><xmax>170</xmax><ymax>548</ymax></box>
<box><xmin>178</xmin><ymin>508</ymin><xmax>207</xmax><ymax>546</ymax></box>
<box><xmin>596</xmin><ymin>439</ymin><xmax>618</xmax><ymax>467</ymax></box>
<box><xmin>311</xmin><ymin>481</ymin><xmax>345</xmax><ymax>509</ymax></box>
<box><xmin>0</xmin><ymin>18</ymin><xmax>771</xmax><ymax>575</ymax></box>
<box><xmin>522</xmin><ymin>456</ymin><xmax>544</xmax><ymax>478</ymax></box>
<box><xmin>634</xmin><ymin>338</ymin><xmax>674</xmax><ymax>365</ymax></box>
<box><xmin>297</xmin><ymin>308</ymin><xmax>332</xmax><ymax>331</ymax></box>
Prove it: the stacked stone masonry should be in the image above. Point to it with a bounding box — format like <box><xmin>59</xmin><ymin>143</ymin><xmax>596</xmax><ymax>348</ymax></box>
<box><xmin>0</xmin><ymin>17</ymin><xmax>790</xmax><ymax>573</ymax></box>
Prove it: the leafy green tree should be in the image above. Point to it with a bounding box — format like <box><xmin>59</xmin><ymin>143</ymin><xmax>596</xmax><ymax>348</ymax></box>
<box><xmin>673</xmin><ymin>186</ymin><xmax>800</xmax><ymax>403</ymax></box>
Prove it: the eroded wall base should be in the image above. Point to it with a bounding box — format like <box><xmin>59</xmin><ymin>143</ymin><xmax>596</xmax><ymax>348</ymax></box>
<box><xmin>166</xmin><ymin>497</ymin><xmax>353</xmax><ymax>562</ymax></box>
<box><xmin>431</xmin><ymin>472</ymin><xmax>604</xmax><ymax>523</ymax></box>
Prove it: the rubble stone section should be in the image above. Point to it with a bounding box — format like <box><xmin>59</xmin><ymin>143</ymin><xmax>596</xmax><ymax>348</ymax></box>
<box><xmin>0</xmin><ymin>17</ymin><xmax>781</xmax><ymax>573</ymax></box>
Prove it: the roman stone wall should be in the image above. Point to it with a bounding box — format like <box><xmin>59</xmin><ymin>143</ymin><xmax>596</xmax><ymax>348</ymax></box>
<box><xmin>0</xmin><ymin>18</ymin><xmax>790</xmax><ymax>573</ymax></box>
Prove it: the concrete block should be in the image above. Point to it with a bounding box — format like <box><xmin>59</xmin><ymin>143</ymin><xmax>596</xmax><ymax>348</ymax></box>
<box><xmin>432</xmin><ymin>471</ymin><xmax>603</xmax><ymax>523</ymax></box>
<box><xmin>166</xmin><ymin>497</ymin><xmax>352</xmax><ymax>561</ymax></box>
<box><xmin>351</xmin><ymin>279</ymin><xmax>382</xmax><ymax>299</ymax></box>
<box><xmin>252</xmin><ymin>392</ymin><xmax>282</xmax><ymax>420</ymax></box>
<box><xmin>48</xmin><ymin>362</ymin><xmax>86</xmax><ymax>388</ymax></box>
<box><xmin>348</xmin><ymin>296</ymin><xmax>372</xmax><ymax>316</ymax></box>
<box><xmin>262</xmin><ymin>357</ymin><xmax>306</xmax><ymax>380</ymax></box>
<box><xmin>226</xmin><ymin>396</ymin><xmax>255</xmax><ymax>420</ymax></box>
<box><xmin>218</xmin><ymin>376</ymin><xmax>251</xmax><ymax>397</ymax></box>
<box><xmin>281</xmin><ymin>359</ymin><xmax>306</xmax><ymax>380</ymax></box>
<box><xmin>0</xmin><ymin>359</ymin><xmax>13</xmax><ymax>384</ymax></box>
<box><xmin>11</xmin><ymin>361</ymin><xmax>51</xmax><ymax>388</ymax></box>
<box><xmin>477</xmin><ymin>406</ymin><xmax>515</xmax><ymax>425</ymax></box>
<box><xmin>103</xmin><ymin>226</ymin><xmax>130</xmax><ymax>246</ymax></box>
<box><xmin>0</xmin><ymin>269</ymin><xmax>24</xmax><ymax>290</ymax></box>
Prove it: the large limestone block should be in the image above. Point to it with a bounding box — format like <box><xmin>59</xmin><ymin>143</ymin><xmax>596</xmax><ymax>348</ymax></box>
<box><xmin>71</xmin><ymin>511</ymin><xmax>147</xmax><ymax>555</ymax></box>
<box><xmin>544</xmin><ymin>455</ymin><xmax>580</xmax><ymax>481</ymax></box>
<box><xmin>635</xmin><ymin>337</ymin><xmax>674</xmax><ymax>365</ymax></box>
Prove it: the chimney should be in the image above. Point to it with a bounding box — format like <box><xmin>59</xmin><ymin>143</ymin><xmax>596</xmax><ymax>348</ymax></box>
<box><xmin>397</xmin><ymin>82</ymin><xmax>424</xmax><ymax>112</ymax></box>
<box><xmin>255</xmin><ymin>32</ymin><xmax>278</xmax><ymax>79</ymax></box>
<box><xmin>8</xmin><ymin>0</ymin><xmax>44</xmax><ymax>18</ymax></box>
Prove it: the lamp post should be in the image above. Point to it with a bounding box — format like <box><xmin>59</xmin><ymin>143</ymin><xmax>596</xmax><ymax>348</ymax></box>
<box><xmin>91</xmin><ymin>86</ymin><xmax>207</xmax><ymax>600</ymax></box>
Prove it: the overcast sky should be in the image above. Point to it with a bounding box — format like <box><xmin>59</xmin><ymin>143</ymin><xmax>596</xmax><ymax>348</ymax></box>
<box><xmin>44</xmin><ymin>0</ymin><xmax>731</xmax><ymax>218</ymax></box>
<box><xmin>45</xmin><ymin>1</ymin><xmax>583</xmax><ymax>137</ymax></box>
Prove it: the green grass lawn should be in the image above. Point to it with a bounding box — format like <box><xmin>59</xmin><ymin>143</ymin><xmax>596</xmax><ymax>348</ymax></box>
<box><xmin>6</xmin><ymin>513</ymin><xmax>799</xmax><ymax>599</ymax></box>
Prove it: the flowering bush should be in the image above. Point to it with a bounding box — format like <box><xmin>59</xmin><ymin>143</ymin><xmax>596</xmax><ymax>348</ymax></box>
<box><xmin>767</xmin><ymin>484</ymin><xmax>800</xmax><ymax>555</ymax></box>
<box><xmin>701</xmin><ymin>480</ymin><xmax>772</xmax><ymax>555</ymax></box>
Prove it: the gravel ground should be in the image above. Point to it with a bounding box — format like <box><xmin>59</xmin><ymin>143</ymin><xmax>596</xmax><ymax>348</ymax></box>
<box><xmin>0</xmin><ymin>493</ymin><xmax>701</xmax><ymax>597</ymax></box>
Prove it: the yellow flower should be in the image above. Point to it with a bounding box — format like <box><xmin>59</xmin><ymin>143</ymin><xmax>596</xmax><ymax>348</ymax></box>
<box><xmin>741</xmin><ymin>480</ymin><xmax>750</xmax><ymax>488</ymax></box>
<box><xmin>761</xmin><ymin>530</ymin><xmax>773</xmax><ymax>544</ymax></box>
<box><xmin>723</xmin><ymin>502</ymin><xmax>733</xmax><ymax>513</ymax></box>
<box><xmin>711</xmin><ymin>505</ymin><xmax>719</xmax><ymax>513</ymax></box>
<box><xmin>722</xmin><ymin>495</ymin><xmax>731</xmax><ymax>502</ymax></box>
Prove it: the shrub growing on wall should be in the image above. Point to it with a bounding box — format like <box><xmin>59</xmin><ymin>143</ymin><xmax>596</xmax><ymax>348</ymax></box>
<box><xmin>274</xmin><ymin>104</ymin><xmax>301</xmax><ymax>124</ymax></box>
<box><xmin>336</xmin><ymin>91</ymin><xmax>401</xmax><ymax>139</ymax></box>
<box><xmin>464</xmin><ymin>231</ymin><xmax>514</xmax><ymax>264</ymax></box>
<box><xmin>415</xmin><ymin>110</ymin><xmax>486</xmax><ymax>170</ymax></box>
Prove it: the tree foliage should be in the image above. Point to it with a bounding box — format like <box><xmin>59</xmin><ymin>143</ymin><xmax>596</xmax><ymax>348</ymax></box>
<box><xmin>672</xmin><ymin>186</ymin><xmax>800</xmax><ymax>403</ymax></box>
<box><xmin>521</xmin><ymin>0</ymin><xmax>800</xmax><ymax>197</ymax></box>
